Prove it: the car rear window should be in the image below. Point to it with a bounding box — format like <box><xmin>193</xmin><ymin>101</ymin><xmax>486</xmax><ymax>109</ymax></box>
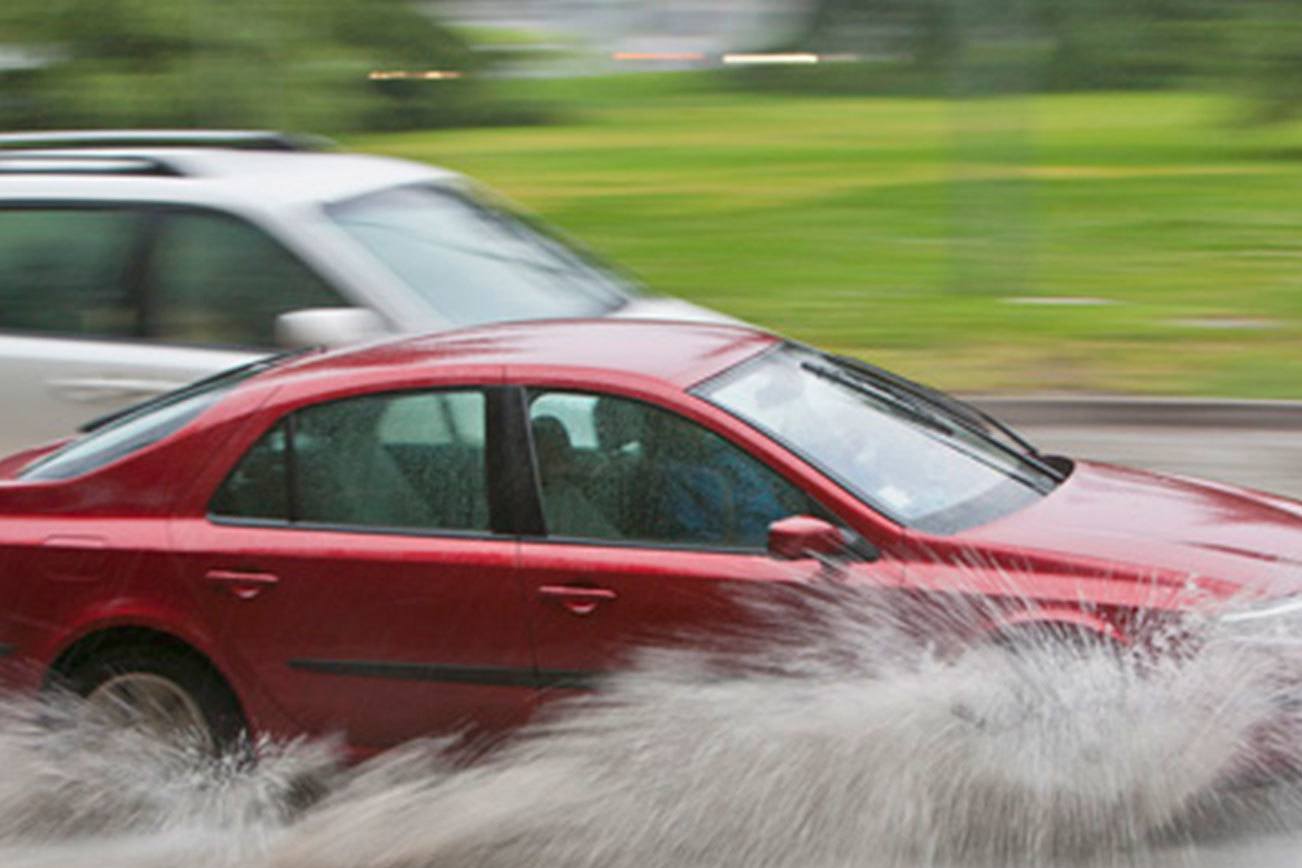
<box><xmin>18</xmin><ymin>352</ymin><xmax>303</xmax><ymax>482</ymax></box>
<box><xmin>19</xmin><ymin>389</ymin><xmax>232</xmax><ymax>481</ymax></box>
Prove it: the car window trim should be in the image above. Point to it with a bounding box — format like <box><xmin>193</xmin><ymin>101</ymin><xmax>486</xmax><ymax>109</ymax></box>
<box><xmin>205</xmin><ymin>514</ymin><xmax>514</xmax><ymax>543</ymax></box>
<box><xmin>519</xmin><ymin>533</ymin><xmax>773</xmax><ymax>556</ymax></box>
<box><xmin>284</xmin><ymin>413</ymin><xmax>301</xmax><ymax>523</ymax></box>
<box><xmin>207</xmin><ymin>384</ymin><xmax>532</xmax><ymax>539</ymax></box>
<box><xmin>490</xmin><ymin>386</ymin><xmax>545</xmax><ymax>536</ymax></box>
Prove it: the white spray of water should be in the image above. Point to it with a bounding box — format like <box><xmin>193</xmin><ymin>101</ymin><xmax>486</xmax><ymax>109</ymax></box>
<box><xmin>3</xmin><ymin>572</ymin><xmax>1302</xmax><ymax>868</ymax></box>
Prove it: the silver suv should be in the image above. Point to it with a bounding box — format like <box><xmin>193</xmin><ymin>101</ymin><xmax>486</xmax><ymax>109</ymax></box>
<box><xmin>0</xmin><ymin>130</ymin><xmax>720</xmax><ymax>455</ymax></box>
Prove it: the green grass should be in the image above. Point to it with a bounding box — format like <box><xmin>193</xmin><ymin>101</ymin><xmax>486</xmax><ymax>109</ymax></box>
<box><xmin>448</xmin><ymin>25</ymin><xmax>561</xmax><ymax>48</ymax></box>
<box><xmin>348</xmin><ymin>80</ymin><xmax>1302</xmax><ymax>397</ymax></box>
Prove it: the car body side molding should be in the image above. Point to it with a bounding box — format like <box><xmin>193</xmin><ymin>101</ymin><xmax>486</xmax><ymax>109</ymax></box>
<box><xmin>287</xmin><ymin>659</ymin><xmax>597</xmax><ymax>690</ymax></box>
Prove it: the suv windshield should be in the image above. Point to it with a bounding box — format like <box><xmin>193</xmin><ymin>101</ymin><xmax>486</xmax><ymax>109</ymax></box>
<box><xmin>697</xmin><ymin>346</ymin><xmax>1064</xmax><ymax>534</ymax></box>
<box><xmin>327</xmin><ymin>183</ymin><xmax>637</xmax><ymax>326</ymax></box>
<box><xmin>19</xmin><ymin>351</ymin><xmax>304</xmax><ymax>482</ymax></box>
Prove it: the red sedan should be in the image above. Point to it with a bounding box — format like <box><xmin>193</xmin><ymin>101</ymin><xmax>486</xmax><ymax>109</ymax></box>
<box><xmin>0</xmin><ymin>319</ymin><xmax>1297</xmax><ymax>753</ymax></box>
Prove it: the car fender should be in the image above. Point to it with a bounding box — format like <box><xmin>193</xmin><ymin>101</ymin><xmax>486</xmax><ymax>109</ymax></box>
<box><xmin>38</xmin><ymin>596</ymin><xmax>302</xmax><ymax>736</ymax></box>
<box><xmin>39</xmin><ymin>597</ymin><xmax>228</xmax><ymax>672</ymax></box>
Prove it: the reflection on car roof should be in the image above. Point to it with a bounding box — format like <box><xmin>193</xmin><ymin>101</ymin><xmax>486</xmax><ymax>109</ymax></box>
<box><xmin>270</xmin><ymin>319</ymin><xmax>779</xmax><ymax>391</ymax></box>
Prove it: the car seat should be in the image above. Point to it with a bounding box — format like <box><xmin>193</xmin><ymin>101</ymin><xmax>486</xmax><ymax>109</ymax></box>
<box><xmin>296</xmin><ymin>399</ymin><xmax>435</xmax><ymax>528</ymax></box>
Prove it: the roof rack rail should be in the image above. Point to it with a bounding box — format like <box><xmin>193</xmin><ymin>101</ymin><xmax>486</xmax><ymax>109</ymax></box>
<box><xmin>0</xmin><ymin>130</ymin><xmax>334</xmax><ymax>152</ymax></box>
<box><xmin>0</xmin><ymin>155</ymin><xmax>182</xmax><ymax>177</ymax></box>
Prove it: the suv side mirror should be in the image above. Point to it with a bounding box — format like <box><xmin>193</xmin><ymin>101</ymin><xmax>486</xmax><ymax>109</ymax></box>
<box><xmin>275</xmin><ymin>307</ymin><xmax>388</xmax><ymax>349</ymax></box>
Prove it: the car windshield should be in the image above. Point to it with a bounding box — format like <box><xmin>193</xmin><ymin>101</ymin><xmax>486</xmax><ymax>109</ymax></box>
<box><xmin>697</xmin><ymin>345</ymin><xmax>1064</xmax><ymax>534</ymax></box>
<box><xmin>19</xmin><ymin>351</ymin><xmax>302</xmax><ymax>482</ymax></box>
<box><xmin>327</xmin><ymin>183</ymin><xmax>638</xmax><ymax>326</ymax></box>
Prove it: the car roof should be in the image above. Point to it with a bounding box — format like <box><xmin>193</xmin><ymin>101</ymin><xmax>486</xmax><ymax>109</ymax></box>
<box><xmin>268</xmin><ymin>318</ymin><xmax>781</xmax><ymax>391</ymax></box>
<box><xmin>0</xmin><ymin>147</ymin><xmax>460</xmax><ymax>207</ymax></box>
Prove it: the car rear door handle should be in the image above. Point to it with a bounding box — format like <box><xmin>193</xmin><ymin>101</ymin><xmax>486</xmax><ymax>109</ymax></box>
<box><xmin>204</xmin><ymin>569</ymin><xmax>280</xmax><ymax>601</ymax></box>
<box><xmin>538</xmin><ymin>584</ymin><xmax>617</xmax><ymax>616</ymax></box>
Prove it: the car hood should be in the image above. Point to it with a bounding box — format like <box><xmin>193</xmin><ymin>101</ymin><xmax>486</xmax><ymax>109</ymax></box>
<box><xmin>959</xmin><ymin>460</ymin><xmax>1302</xmax><ymax>597</ymax></box>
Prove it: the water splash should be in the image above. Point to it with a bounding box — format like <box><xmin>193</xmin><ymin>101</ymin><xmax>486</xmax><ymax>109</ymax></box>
<box><xmin>4</xmin><ymin>576</ymin><xmax>1302</xmax><ymax>868</ymax></box>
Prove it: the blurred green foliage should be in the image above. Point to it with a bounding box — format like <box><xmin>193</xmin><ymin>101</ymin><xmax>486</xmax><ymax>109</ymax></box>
<box><xmin>1234</xmin><ymin>2</ymin><xmax>1302</xmax><ymax>124</ymax></box>
<box><xmin>0</xmin><ymin>0</ymin><xmax>551</xmax><ymax>132</ymax></box>
<box><xmin>752</xmin><ymin>0</ymin><xmax>1301</xmax><ymax>116</ymax></box>
<box><xmin>3</xmin><ymin>0</ymin><xmax>1302</xmax><ymax>128</ymax></box>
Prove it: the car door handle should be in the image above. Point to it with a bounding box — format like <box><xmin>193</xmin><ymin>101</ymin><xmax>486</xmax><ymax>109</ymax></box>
<box><xmin>204</xmin><ymin>569</ymin><xmax>280</xmax><ymax>601</ymax></box>
<box><xmin>538</xmin><ymin>584</ymin><xmax>617</xmax><ymax>616</ymax></box>
<box><xmin>48</xmin><ymin>377</ymin><xmax>188</xmax><ymax>403</ymax></box>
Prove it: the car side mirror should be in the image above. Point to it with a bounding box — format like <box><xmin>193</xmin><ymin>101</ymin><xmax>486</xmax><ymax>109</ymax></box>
<box><xmin>767</xmin><ymin>515</ymin><xmax>880</xmax><ymax>563</ymax></box>
<box><xmin>274</xmin><ymin>307</ymin><xmax>389</xmax><ymax>349</ymax></box>
<box><xmin>768</xmin><ymin>515</ymin><xmax>841</xmax><ymax>558</ymax></box>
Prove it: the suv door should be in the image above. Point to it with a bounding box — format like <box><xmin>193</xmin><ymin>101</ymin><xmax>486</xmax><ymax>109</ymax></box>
<box><xmin>0</xmin><ymin>205</ymin><xmax>244</xmax><ymax>455</ymax></box>
<box><xmin>171</xmin><ymin>386</ymin><xmax>535</xmax><ymax>751</ymax></box>
<box><xmin>515</xmin><ymin>388</ymin><xmax>841</xmax><ymax>684</ymax></box>
<box><xmin>0</xmin><ymin>203</ymin><xmax>353</xmax><ymax>456</ymax></box>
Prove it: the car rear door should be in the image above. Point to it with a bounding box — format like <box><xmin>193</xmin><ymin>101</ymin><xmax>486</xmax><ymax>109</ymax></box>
<box><xmin>513</xmin><ymin>386</ymin><xmax>840</xmax><ymax>685</ymax></box>
<box><xmin>171</xmin><ymin>385</ymin><xmax>536</xmax><ymax>751</ymax></box>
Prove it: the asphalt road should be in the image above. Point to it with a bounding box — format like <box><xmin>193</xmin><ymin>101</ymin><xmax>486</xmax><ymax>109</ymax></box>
<box><xmin>1022</xmin><ymin>425</ymin><xmax>1302</xmax><ymax>500</ymax></box>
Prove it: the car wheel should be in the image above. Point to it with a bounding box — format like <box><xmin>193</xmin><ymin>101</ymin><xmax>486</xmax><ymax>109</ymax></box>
<box><xmin>63</xmin><ymin>645</ymin><xmax>246</xmax><ymax>753</ymax></box>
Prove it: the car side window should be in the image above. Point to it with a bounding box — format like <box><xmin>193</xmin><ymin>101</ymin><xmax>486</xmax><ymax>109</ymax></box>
<box><xmin>147</xmin><ymin>210</ymin><xmax>347</xmax><ymax>347</ymax></box>
<box><xmin>527</xmin><ymin>390</ymin><xmax>826</xmax><ymax>549</ymax></box>
<box><xmin>0</xmin><ymin>208</ymin><xmax>145</xmax><ymax>337</ymax></box>
<box><xmin>208</xmin><ymin>421</ymin><xmax>290</xmax><ymax>520</ymax></box>
<box><xmin>211</xmin><ymin>390</ymin><xmax>490</xmax><ymax>533</ymax></box>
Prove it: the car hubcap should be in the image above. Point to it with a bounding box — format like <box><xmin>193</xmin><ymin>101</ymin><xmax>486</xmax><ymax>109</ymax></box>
<box><xmin>84</xmin><ymin>672</ymin><xmax>213</xmax><ymax>751</ymax></box>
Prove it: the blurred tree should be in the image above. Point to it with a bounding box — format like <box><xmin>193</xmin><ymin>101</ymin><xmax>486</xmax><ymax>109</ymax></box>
<box><xmin>1234</xmin><ymin>1</ymin><xmax>1302</xmax><ymax>124</ymax></box>
<box><xmin>768</xmin><ymin>0</ymin><xmax>1228</xmax><ymax>94</ymax></box>
<box><xmin>0</xmin><ymin>0</ymin><xmax>547</xmax><ymax>132</ymax></box>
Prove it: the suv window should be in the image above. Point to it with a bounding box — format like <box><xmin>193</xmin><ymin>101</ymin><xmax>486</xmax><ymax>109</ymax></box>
<box><xmin>212</xmin><ymin>390</ymin><xmax>490</xmax><ymax>533</ymax></box>
<box><xmin>147</xmin><ymin>210</ymin><xmax>346</xmax><ymax>347</ymax></box>
<box><xmin>0</xmin><ymin>208</ymin><xmax>144</xmax><ymax>337</ymax></box>
<box><xmin>327</xmin><ymin>184</ymin><xmax>634</xmax><ymax>327</ymax></box>
<box><xmin>527</xmin><ymin>391</ymin><xmax>825</xmax><ymax>549</ymax></box>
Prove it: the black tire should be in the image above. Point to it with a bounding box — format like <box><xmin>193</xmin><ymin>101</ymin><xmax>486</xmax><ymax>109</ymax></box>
<box><xmin>61</xmin><ymin>643</ymin><xmax>247</xmax><ymax>752</ymax></box>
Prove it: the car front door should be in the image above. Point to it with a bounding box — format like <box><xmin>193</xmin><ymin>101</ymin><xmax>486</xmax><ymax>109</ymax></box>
<box><xmin>171</xmin><ymin>386</ymin><xmax>536</xmax><ymax>751</ymax></box>
<box><xmin>515</xmin><ymin>387</ymin><xmax>845</xmax><ymax>685</ymax></box>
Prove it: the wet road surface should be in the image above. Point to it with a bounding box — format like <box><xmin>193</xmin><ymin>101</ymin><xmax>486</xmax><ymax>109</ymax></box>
<box><xmin>1024</xmin><ymin>425</ymin><xmax>1302</xmax><ymax>499</ymax></box>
